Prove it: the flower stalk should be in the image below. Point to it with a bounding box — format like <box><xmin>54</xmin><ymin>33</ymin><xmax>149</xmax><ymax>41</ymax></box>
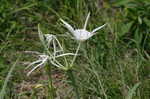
<box><xmin>70</xmin><ymin>42</ymin><xmax>81</xmax><ymax>68</ymax></box>
<box><xmin>60</xmin><ymin>12</ymin><xmax>106</xmax><ymax>99</ymax></box>
<box><xmin>66</xmin><ymin>42</ymin><xmax>81</xmax><ymax>99</ymax></box>
<box><xmin>67</xmin><ymin>69</ymin><xmax>80</xmax><ymax>99</ymax></box>
<box><xmin>46</xmin><ymin>60</ymin><xmax>54</xmax><ymax>99</ymax></box>
<box><xmin>26</xmin><ymin>12</ymin><xmax>106</xmax><ymax>99</ymax></box>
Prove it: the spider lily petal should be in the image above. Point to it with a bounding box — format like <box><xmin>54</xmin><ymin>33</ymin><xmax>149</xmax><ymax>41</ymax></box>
<box><xmin>53</xmin><ymin>39</ymin><xmax>57</xmax><ymax>59</ymax></box>
<box><xmin>50</xmin><ymin>60</ymin><xmax>61</xmax><ymax>68</ymax></box>
<box><xmin>25</xmin><ymin>60</ymin><xmax>42</xmax><ymax>70</ymax></box>
<box><xmin>84</xmin><ymin>12</ymin><xmax>90</xmax><ymax>29</ymax></box>
<box><xmin>27</xmin><ymin>54</ymin><xmax>49</xmax><ymax>76</ymax></box>
<box><xmin>53</xmin><ymin>59</ymin><xmax>63</xmax><ymax>67</ymax></box>
<box><xmin>27</xmin><ymin>61</ymin><xmax>45</xmax><ymax>76</ymax></box>
<box><xmin>60</xmin><ymin>19</ymin><xmax>75</xmax><ymax>34</ymax></box>
<box><xmin>44</xmin><ymin>34</ymin><xmax>63</xmax><ymax>53</ymax></box>
<box><xmin>45</xmin><ymin>34</ymin><xmax>53</xmax><ymax>48</ymax></box>
<box><xmin>50</xmin><ymin>52</ymin><xmax>76</xmax><ymax>69</ymax></box>
<box><xmin>26</xmin><ymin>52</ymin><xmax>76</xmax><ymax>75</ymax></box>
<box><xmin>91</xmin><ymin>24</ymin><xmax>106</xmax><ymax>33</ymax></box>
<box><xmin>50</xmin><ymin>60</ymin><xmax>66</xmax><ymax>70</ymax></box>
<box><xmin>24</xmin><ymin>51</ymin><xmax>41</xmax><ymax>55</ymax></box>
<box><xmin>55</xmin><ymin>53</ymin><xmax>76</xmax><ymax>58</ymax></box>
<box><xmin>53</xmin><ymin>36</ymin><xmax>63</xmax><ymax>52</ymax></box>
<box><xmin>45</xmin><ymin>34</ymin><xmax>53</xmax><ymax>42</ymax></box>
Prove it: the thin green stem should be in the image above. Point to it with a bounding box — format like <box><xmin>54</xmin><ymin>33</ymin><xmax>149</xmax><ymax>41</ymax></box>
<box><xmin>38</xmin><ymin>24</ymin><xmax>54</xmax><ymax>99</ymax></box>
<box><xmin>70</xmin><ymin>42</ymin><xmax>81</xmax><ymax>68</ymax></box>
<box><xmin>46</xmin><ymin>60</ymin><xmax>54</xmax><ymax>99</ymax></box>
<box><xmin>67</xmin><ymin>70</ymin><xmax>80</xmax><ymax>99</ymax></box>
<box><xmin>66</xmin><ymin>42</ymin><xmax>81</xmax><ymax>99</ymax></box>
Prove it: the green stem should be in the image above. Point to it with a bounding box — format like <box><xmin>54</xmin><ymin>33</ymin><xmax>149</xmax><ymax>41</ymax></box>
<box><xmin>67</xmin><ymin>70</ymin><xmax>80</xmax><ymax>99</ymax></box>
<box><xmin>67</xmin><ymin>42</ymin><xmax>81</xmax><ymax>98</ymax></box>
<box><xmin>46</xmin><ymin>61</ymin><xmax>54</xmax><ymax>99</ymax></box>
<box><xmin>70</xmin><ymin>42</ymin><xmax>81</xmax><ymax>68</ymax></box>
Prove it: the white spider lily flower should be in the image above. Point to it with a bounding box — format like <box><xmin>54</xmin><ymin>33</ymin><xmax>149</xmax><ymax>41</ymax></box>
<box><xmin>44</xmin><ymin>34</ymin><xmax>64</xmax><ymax>60</ymax></box>
<box><xmin>25</xmin><ymin>33</ymin><xmax>77</xmax><ymax>75</ymax></box>
<box><xmin>45</xmin><ymin>34</ymin><xmax>53</xmax><ymax>47</ymax></box>
<box><xmin>26</xmin><ymin>25</ymin><xmax>78</xmax><ymax>75</ymax></box>
<box><xmin>60</xmin><ymin>12</ymin><xmax>106</xmax><ymax>41</ymax></box>
<box><xmin>38</xmin><ymin>25</ymin><xmax>63</xmax><ymax>53</ymax></box>
<box><xmin>26</xmin><ymin>54</ymin><xmax>49</xmax><ymax>76</ymax></box>
<box><xmin>26</xmin><ymin>52</ymin><xmax>76</xmax><ymax>76</ymax></box>
<box><xmin>44</xmin><ymin>34</ymin><xmax>63</xmax><ymax>52</ymax></box>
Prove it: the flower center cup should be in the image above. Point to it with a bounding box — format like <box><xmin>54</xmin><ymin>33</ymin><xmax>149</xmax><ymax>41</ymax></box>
<box><xmin>74</xmin><ymin>29</ymin><xmax>93</xmax><ymax>41</ymax></box>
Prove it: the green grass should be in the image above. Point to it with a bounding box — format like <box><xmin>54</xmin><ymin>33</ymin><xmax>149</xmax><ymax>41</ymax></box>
<box><xmin>0</xmin><ymin>0</ymin><xmax>149</xmax><ymax>99</ymax></box>
<box><xmin>0</xmin><ymin>55</ymin><xmax>20</xmax><ymax>99</ymax></box>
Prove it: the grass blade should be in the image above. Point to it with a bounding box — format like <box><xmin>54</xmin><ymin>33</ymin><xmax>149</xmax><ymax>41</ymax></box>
<box><xmin>0</xmin><ymin>55</ymin><xmax>21</xmax><ymax>99</ymax></box>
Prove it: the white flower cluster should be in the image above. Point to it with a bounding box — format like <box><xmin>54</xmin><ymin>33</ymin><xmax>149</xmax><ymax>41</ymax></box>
<box><xmin>26</xmin><ymin>29</ymin><xmax>75</xmax><ymax>76</ymax></box>
<box><xmin>26</xmin><ymin>12</ymin><xmax>106</xmax><ymax>75</ymax></box>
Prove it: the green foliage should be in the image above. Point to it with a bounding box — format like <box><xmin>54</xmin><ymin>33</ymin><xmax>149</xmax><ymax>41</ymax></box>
<box><xmin>0</xmin><ymin>55</ymin><xmax>20</xmax><ymax>99</ymax></box>
<box><xmin>125</xmin><ymin>82</ymin><xmax>141</xmax><ymax>99</ymax></box>
<box><xmin>115</xmin><ymin>0</ymin><xmax>150</xmax><ymax>51</ymax></box>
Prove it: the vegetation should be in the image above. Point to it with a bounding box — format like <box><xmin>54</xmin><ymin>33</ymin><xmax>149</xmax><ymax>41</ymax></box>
<box><xmin>0</xmin><ymin>0</ymin><xmax>149</xmax><ymax>99</ymax></box>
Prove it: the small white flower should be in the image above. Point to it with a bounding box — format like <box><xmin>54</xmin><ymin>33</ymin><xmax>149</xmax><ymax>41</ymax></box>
<box><xmin>26</xmin><ymin>52</ymin><xmax>76</xmax><ymax>76</ymax></box>
<box><xmin>44</xmin><ymin>34</ymin><xmax>63</xmax><ymax>52</ymax></box>
<box><xmin>26</xmin><ymin>54</ymin><xmax>49</xmax><ymax>76</ymax></box>
<box><xmin>60</xmin><ymin>12</ymin><xmax>106</xmax><ymax>41</ymax></box>
<box><xmin>44</xmin><ymin>34</ymin><xmax>64</xmax><ymax>59</ymax></box>
<box><xmin>26</xmin><ymin>28</ymin><xmax>77</xmax><ymax>75</ymax></box>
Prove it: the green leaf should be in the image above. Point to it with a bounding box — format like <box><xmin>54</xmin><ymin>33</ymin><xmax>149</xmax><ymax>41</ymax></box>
<box><xmin>0</xmin><ymin>55</ymin><xmax>21</xmax><ymax>99</ymax></box>
<box><xmin>113</xmin><ymin>0</ymin><xmax>132</xmax><ymax>6</ymax></box>
<box><xmin>118</xmin><ymin>21</ymin><xmax>133</xmax><ymax>37</ymax></box>
<box><xmin>143</xmin><ymin>18</ymin><xmax>150</xmax><ymax>27</ymax></box>
<box><xmin>138</xmin><ymin>16</ymin><xmax>142</xmax><ymax>24</ymax></box>
<box><xmin>134</xmin><ymin>28</ymin><xmax>143</xmax><ymax>45</ymax></box>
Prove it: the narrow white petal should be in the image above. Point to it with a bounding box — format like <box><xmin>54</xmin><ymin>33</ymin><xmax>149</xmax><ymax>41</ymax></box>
<box><xmin>54</xmin><ymin>36</ymin><xmax>64</xmax><ymax>51</ymax></box>
<box><xmin>50</xmin><ymin>60</ymin><xmax>64</xmax><ymax>68</ymax></box>
<box><xmin>27</xmin><ymin>62</ymin><xmax>44</xmax><ymax>76</ymax></box>
<box><xmin>43</xmin><ymin>57</ymin><xmax>48</xmax><ymax>63</ymax></box>
<box><xmin>55</xmin><ymin>53</ymin><xmax>76</xmax><ymax>58</ymax></box>
<box><xmin>91</xmin><ymin>24</ymin><xmax>106</xmax><ymax>33</ymax></box>
<box><xmin>53</xmin><ymin>39</ymin><xmax>56</xmax><ymax>59</ymax></box>
<box><xmin>54</xmin><ymin>59</ymin><xmax>64</xmax><ymax>67</ymax></box>
<box><xmin>45</xmin><ymin>34</ymin><xmax>53</xmax><ymax>48</ymax></box>
<box><xmin>65</xmin><ymin>32</ymin><xmax>76</xmax><ymax>40</ymax></box>
<box><xmin>60</xmin><ymin>18</ymin><xmax>75</xmax><ymax>34</ymax></box>
<box><xmin>55</xmin><ymin>50</ymin><xmax>63</xmax><ymax>53</ymax></box>
<box><xmin>50</xmin><ymin>60</ymin><xmax>61</xmax><ymax>68</ymax></box>
<box><xmin>25</xmin><ymin>60</ymin><xmax>42</xmax><ymax>69</ymax></box>
<box><xmin>24</xmin><ymin>51</ymin><xmax>41</xmax><ymax>55</ymax></box>
<box><xmin>84</xmin><ymin>12</ymin><xmax>90</xmax><ymax>29</ymax></box>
